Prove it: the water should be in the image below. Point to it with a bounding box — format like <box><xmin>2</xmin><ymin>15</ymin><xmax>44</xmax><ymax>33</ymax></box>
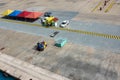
<box><xmin>0</xmin><ymin>70</ymin><xmax>19</xmax><ymax>80</ymax></box>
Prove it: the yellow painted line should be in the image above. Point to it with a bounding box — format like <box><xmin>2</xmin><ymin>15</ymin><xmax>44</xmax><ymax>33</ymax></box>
<box><xmin>50</xmin><ymin>27</ymin><xmax>120</xmax><ymax>40</ymax></box>
<box><xmin>92</xmin><ymin>1</ymin><xmax>102</xmax><ymax>12</ymax></box>
<box><xmin>0</xmin><ymin>18</ymin><xmax>120</xmax><ymax>40</ymax></box>
<box><xmin>105</xmin><ymin>0</ymin><xmax>115</xmax><ymax>13</ymax></box>
<box><xmin>0</xmin><ymin>18</ymin><xmax>41</xmax><ymax>27</ymax></box>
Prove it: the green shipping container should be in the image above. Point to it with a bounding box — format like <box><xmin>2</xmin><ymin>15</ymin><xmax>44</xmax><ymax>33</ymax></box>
<box><xmin>55</xmin><ymin>38</ymin><xmax>67</xmax><ymax>47</ymax></box>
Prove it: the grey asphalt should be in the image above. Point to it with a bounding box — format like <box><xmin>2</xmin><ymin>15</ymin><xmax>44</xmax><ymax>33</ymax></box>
<box><xmin>42</xmin><ymin>11</ymin><xmax>120</xmax><ymax>36</ymax></box>
<box><xmin>69</xmin><ymin>20</ymin><xmax>120</xmax><ymax>36</ymax></box>
<box><xmin>34</xmin><ymin>11</ymin><xmax>78</xmax><ymax>25</ymax></box>
<box><xmin>34</xmin><ymin>11</ymin><xmax>120</xmax><ymax>36</ymax></box>
<box><xmin>0</xmin><ymin>20</ymin><xmax>120</xmax><ymax>52</ymax></box>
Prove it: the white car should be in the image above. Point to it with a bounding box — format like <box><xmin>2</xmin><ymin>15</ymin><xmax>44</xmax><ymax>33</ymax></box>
<box><xmin>59</xmin><ymin>20</ymin><xmax>69</xmax><ymax>28</ymax></box>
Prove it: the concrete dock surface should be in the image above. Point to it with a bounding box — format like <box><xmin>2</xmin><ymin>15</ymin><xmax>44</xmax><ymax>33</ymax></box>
<box><xmin>0</xmin><ymin>52</ymin><xmax>70</xmax><ymax>80</ymax></box>
<box><xmin>0</xmin><ymin>28</ymin><xmax>120</xmax><ymax>80</ymax></box>
<box><xmin>0</xmin><ymin>0</ymin><xmax>120</xmax><ymax>79</ymax></box>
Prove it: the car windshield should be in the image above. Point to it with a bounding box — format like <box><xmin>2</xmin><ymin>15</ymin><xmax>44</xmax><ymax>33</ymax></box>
<box><xmin>62</xmin><ymin>22</ymin><xmax>66</xmax><ymax>24</ymax></box>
